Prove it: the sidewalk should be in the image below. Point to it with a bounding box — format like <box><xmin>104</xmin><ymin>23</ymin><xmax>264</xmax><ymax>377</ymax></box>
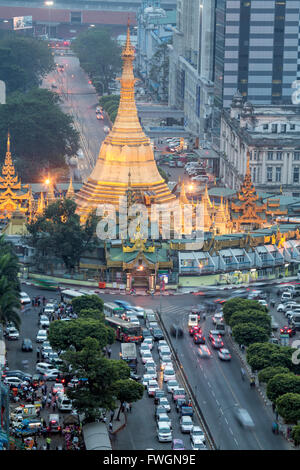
<box><xmin>227</xmin><ymin>334</ymin><xmax>296</xmax><ymax>450</ymax></box>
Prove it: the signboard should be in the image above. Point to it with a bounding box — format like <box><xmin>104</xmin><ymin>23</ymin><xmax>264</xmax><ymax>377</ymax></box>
<box><xmin>280</xmin><ymin>334</ymin><xmax>289</xmax><ymax>346</ymax></box>
<box><xmin>13</xmin><ymin>16</ymin><xmax>33</xmax><ymax>30</ymax></box>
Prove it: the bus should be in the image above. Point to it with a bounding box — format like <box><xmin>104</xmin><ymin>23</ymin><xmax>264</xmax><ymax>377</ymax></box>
<box><xmin>105</xmin><ymin>317</ymin><xmax>142</xmax><ymax>343</ymax></box>
<box><xmin>61</xmin><ymin>289</ymin><xmax>86</xmax><ymax>304</ymax></box>
<box><xmin>103</xmin><ymin>302</ymin><xmax>124</xmax><ymax>318</ymax></box>
<box><xmin>30</xmin><ymin>278</ymin><xmax>59</xmax><ymax>291</ymax></box>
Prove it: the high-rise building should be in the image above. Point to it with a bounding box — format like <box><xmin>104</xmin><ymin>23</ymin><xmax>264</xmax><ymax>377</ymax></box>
<box><xmin>169</xmin><ymin>0</ymin><xmax>300</xmax><ymax>145</ymax></box>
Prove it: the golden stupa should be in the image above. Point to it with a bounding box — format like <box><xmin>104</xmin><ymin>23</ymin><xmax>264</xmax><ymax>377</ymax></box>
<box><xmin>75</xmin><ymin>26</ymin><xmax>175</xmax><ymax>221</ymax></box>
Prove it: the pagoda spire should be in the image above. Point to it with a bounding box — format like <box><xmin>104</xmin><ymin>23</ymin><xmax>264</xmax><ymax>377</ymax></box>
<box><xmin>66</xmin><ymin>175</ymin><xmax>75</xmax><ymax>199</ymax></box>
<box><xmin>179</xmin><ymin>179</ymin><xmax>189</xmax><ymax>205</ymax></box>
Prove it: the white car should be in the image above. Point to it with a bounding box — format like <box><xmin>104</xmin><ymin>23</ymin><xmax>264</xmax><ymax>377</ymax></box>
<box><xmin>144</xmin><ymin>359</ymin><xmax>156</xmax><ymax>370</ymax></box>
<box><xmin>144</xmin><ymin>367</ymin><xmax>157</xmax><ymax>379</ymax></box>
<box><xmin>157</xmin><ymin>422</ymin><xmax>172</xmax><ymax>442</ymax></box>
<box><xmin>36</xmin><ymin>330</ymin><xmax>48</xmax><ymax>343</ymax></box>
<box><xmin>159</xmin><ymin>346</ymin><xmax>171</xmax><ymax>357</ymax></box>
<box><xmin>277</xmin><ymin>303</ymin><xmax>286</xmax><ymax>312</ymax></box>
<box><xmin>6</xmin><ymin>327</ymin><xmax>20</xmax><ymax>340</ymax></box>
<box><xmin>158</xmin><ymin>397</ymin><xmax>170</xmax><ymax>412</ymax></box>
<box><xmin>44</xmin><ymin>307</ymin><xmax>55</xmax><ymax>316</ymax></box>
<box><xmin>190</xmin><ymin>426</ymin><xmax>205</xmax><ymax>443</ymax></box>
<box><xmin>36</xmin><ymin>362</ymin><xmax>59</xmax><ymax>375</ymax></box>
<box><xmin>3</xmin><ymin>376</ymin><xmax>26</xmax><ymax>387</ymax></box>
<box><xmin>167</xmin><ymin>380</ymin><xmax>179</xmax><ymax>393</ymax></box>
<box><xmin>20</xmin><ymin>291</ymin><xmax>31</xmax><ymax>305</ymax></box>
<box><xmin>43</xmin><ymin>370</ymin><xmax>60</xmax><ymax>381</ymax></box>
<box><xmin>142</xmin><ymin>374</ymin><xmax>153</xmax><ymax>388</ymax></box>
<box><xmin>157</xmin><ymin>413</ymin><xmax>172</xmax><ymax>429</ymax></box>
<box><xmin>142</xmin><ymin>338</ymin><xmax>153</xmax><ymax>350</ymax></box>
<box><xmin>258</xmin><ymin>299</ymin><xmax>268</xmax><ymax>308</ymax></box>
<box><xmin>126</xmin><ymin>315</ymin><xmax>140</xmax><ymax>326</ymax></box>
<box><xmin>141</xmin><ymin>351</ymin><xmax>153</xmax><ymax>364</ymax></box>
<box><xmin>191</xmin><ymin>440</ymin><xmax>207</xmax><ymax>450</ymax></box>
<box><xmin>160</xmin><ymin>358</ymin><xmax>173</xmax><ymax>371</ymax></box>
<box><xmin>158</xmin><ymin>340</ymin><xmax>168</xmax><ymax>352</ymax></box>
<box><xmin>39</xmin><ymin>315</ymin><xmax>50</xmax><ymax>328</ymax></box>
<box><xmin>163</xmin><ymin>367</ymin><xmax>176</xmax><ymax>382</ymax></box>
<box><xmin>180</xmin><ymin>415</ymin><xmax>193</xmax><ymax>433</ymax></box>
<box><xmin>129</xmin><ymin>306</ymin><xmax>145</xmax><ymax>318</ymax></box>
<box><xmin>147</xmin><ymin>380</ymin><xmax>159</xmax><ymax>397</ymax></box>
<box><xmin>140</xmin><ymin>344</ymin><xmax>151</xmax><ymax>355</ymax></box>
<box><xmin>212</xmin><ymin>312</ymin><xmax>224</xmax><ymax>324</ymax></box>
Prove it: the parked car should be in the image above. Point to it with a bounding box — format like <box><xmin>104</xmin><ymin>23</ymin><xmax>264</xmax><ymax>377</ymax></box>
<box><xmin>36</xmin><ymin>330</ymin><xmax>48</xmax><ymax>343</ymax></box>
<box><xmin>6</xmin><ymin>327</ymin><xmax>19</xmax><ymax>340</ymax></box>
<box><xmin>3</xmin><ymin>376</ymin><xmax>26</xmax><ymax>387</ymax></box>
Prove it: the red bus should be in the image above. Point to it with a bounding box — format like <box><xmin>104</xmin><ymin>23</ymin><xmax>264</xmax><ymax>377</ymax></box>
<box><xmin>105</xmin><ymin>317</ymin><xmax>142</xmax><ymax>343</ymax></box>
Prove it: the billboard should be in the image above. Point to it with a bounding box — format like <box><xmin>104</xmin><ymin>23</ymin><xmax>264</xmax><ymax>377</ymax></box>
<box><xmin>13</xmin><ymin>16</ymin><xmax>33</xmax><ymax>30</ymax></box>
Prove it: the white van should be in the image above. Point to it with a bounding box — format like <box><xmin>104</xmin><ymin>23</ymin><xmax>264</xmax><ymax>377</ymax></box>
<box><xmin>57</xmin><ymin>394</ymin><xmax>73</xmax><ymax>411</ymax></box>
<box><xmin>188</xmin><ymin>314</ymin><xmax>198</xmax><ymax>328</ymax></box>
<box><xmin>281</xmin><ymin>291</ymin><xmax>293</xmax><ymax>302</ymax></box>
<box><xmin>36</xmin><ymin>362</ymin><xmax>59</xmax><ymax>375</ymax></box>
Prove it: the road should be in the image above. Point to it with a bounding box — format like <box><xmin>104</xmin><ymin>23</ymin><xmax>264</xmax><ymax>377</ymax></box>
<box><xmin>8</xmin><ymin>284</ymin><xmax>294</xmax><ymax>450</ymax></box>
<box><xmin>41</xmin><ymin>55</ymin><xmax>110</xmax><ymax>181</ymax></box>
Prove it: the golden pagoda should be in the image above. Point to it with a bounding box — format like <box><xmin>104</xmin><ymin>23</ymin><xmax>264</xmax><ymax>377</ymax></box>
<box><xmin>0</xmin><ymin>133</ymin><xmax>30</xmax><ymax>220</ymax></box>
<box><xmin>75</xmin><ymin>25</ymin><xmax>175</xmax><ymax>221</ymax></box>
<box><xmin>66</xmin><ymin>176</ymin><xmax>75</xmax><ymax>200</ymax></box>
<box><xmin>231</xmin><ymin>152</ymin><xmax>267</xmax><ymax>231</ymax></box>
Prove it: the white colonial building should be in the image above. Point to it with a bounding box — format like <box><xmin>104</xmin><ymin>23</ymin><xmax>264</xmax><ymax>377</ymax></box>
<box><xmin>220</xmin><ymin>92</ymin><xmax>300</xmax><ymax>197</ymax></box>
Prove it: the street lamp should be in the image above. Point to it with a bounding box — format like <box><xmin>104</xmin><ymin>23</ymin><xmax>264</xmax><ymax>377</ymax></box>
<box><xmin>44</xmin><ymin>1</ymin><xmax>54</xmax><ymax>39</ymax></box>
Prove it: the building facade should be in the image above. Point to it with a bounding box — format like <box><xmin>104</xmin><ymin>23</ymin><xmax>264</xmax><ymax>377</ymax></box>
<box><xmin>220</xmin><ymin>94</ymin><xmax>300</xmax><ymax>196</ymax></box>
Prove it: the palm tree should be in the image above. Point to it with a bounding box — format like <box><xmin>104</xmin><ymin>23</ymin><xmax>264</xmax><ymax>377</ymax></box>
<box><xmin>0</xmin><ymin>235</ymin><xmax>21</xmax><ymax>328</ymax></box>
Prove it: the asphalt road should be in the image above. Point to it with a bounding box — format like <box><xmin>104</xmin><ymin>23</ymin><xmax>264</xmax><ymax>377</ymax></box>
<box><xmin>42</xmin><ymin>55</ymin><xmax>109</xmax><ymax>182</ymax></box>
<box><xmin>8</xmin><ymin>284</ymin><xmax>295</xmax><ymax>450</ymax></box>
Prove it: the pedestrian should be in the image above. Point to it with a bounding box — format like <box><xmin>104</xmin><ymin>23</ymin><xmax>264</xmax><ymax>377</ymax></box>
<box><xmin>37</xmin><ymin>298</ymin><xmax>41</xmax><ymax>307</ymax></box>
<box><xmin>203</xmin><ymin>313</ymin><xmax>206</xmax><ymax>321</ymax></box>
<box><xmin>129</xmin><ymin>403</ymin><xmax>132</xmax><ymax>413</ymax></box>
<box><xmin>272</xmin><ymin>402</ymin><xmax>276</xmax><ymax>413</ymax></box>
<box><xmin>46</xmin><ymin>436</ymin><xmax>51</xmax><ymax>450</ymax></box>
<box><xmin>125</xmin><ymin>402</ymin><xmax>130</xmax><ymax>413</ymax></box>
<box><xmin>110</xmin><ymin>409</ymin><xmax>114</xmax><ymax>422</ymax></box>
<box><xmin>43</xmin><ymin>296</ymin><xmax>46</xmax><ymax>306</ymax></box>
<box><xmin>103</xmin><ymin>347</ymin><xmax>107</xmax><ymax>356</ymax></box>
<box><xmin>107</xmin><ymin>347</ymin><xmax>112</xmax><ymax>358</ymax></box>
<box><xmin>52</xmin><ymin>401</ymin><xmax>57</xmax><ymax>411</ymax></box>
<box><xmin>47</xmin><ymin>397</ymin><xmax>51</xmax><ymax>408</ymax></box>
<box><xmin>109</xmin><ymin>422</ymin><xmax>113</xmax><ymax>432</ymax></box>
<box><xmin>32</xmin><ymin>298</ymin><xmax>35</xmax><ymax>307</ymax></box>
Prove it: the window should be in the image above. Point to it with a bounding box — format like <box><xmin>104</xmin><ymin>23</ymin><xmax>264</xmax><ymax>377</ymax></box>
<box><xmin>294</xmin><ymin>167</ymin><xmax>299</xmax><ymax>183</ymax></box>
<box><xmin>294</xmin><ymin>152</ymin><xmax>300</xmax><ymax>161</ymax></box>
<box><xmin>290</xmin><ymin>124</ymin><xmax>295</xmax><ymax>130</ymax></box>
<box><xmin>70</xmin><ymin>11</ymin><xmax>82</xmax><ymax>23</ymax></box>
<box><xmin>263</xmin><ymin>124</ymin><xmax>268</xmax><ymax>130</ymax></box>
<box><xmin>271</xmin><ymin>124</ymin><xmax>278</xmax><ymax>133</ymax></box>
<box><xmin>276</xmin><ymin>152</ymin><xmax>282</xmax><ymax>160</ymax></box>
<box><xmin>267</xmin><ymin>167</ymin><xmax>273</xmax><ymax>182</ymax></box>
<box><xmin>252</xmin><ymin>167</ymin><xmax>256</xmax><ymax>182</ymax></box>
<box><xmin>267</xmin><ymin>152</ymin><xmax>273</xmax><ymax>160</ymax></box>
<box><xmin>280</xmin><ymin>124</ymin><xmax>286</xmax><ymax>133</ymax></box>
<box><xmin>276</xmin><ymin>167</ymin><xmax>281</xmax><ymax>182</ymax></box>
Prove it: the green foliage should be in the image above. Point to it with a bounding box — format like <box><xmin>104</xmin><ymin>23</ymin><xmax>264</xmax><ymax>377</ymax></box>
<box><xmin>48</xmin><ymin>317</ymin><xmax>115</xmax><ymax>352</ymax></box>
<box><xmin>0</xmin><ymin>36</ymin><xmax>54</xmax><ymax>94</ymax></box>
<box><xmin>229</xmin><ymin>309</ymin><xmax>271</xmax><ymax>335</ymax></box>
<box><xmin>223</xmin><ymin>298</ymin><xmax>266</xmax><ymax>324</ymax></box>
<box><xmin>63</xmin><ymin>337</ymin><xmax>134</xmax><ymax>421</ymax></box>
<box><xmin>258</xmin><ymin>366</ymin><xmax>290</xmax><ymax>385</ymax></box>
<box><xmin>72</xmin><ymin>294</ymin><xmax>103</xmax><ymax>314</ymax></box>
<box><xmin>157</xmin><ymin>165</ymin><xmax>169</xmax><ymax>183</ymax></box>
<box><xmin>25</xmin><ymin>199</ymin><xmax>98</xmax><ymax>271</ymax></box>
<box><xmin>78</xmin><ymin>308</ymin><xmax>104</xmax><ymax>322</ymax></box>
<box><xmin>292</xmin><ymin>425</ymin><xmax>300</xmax><ymax>446</ymax></box>
<box><xmin>112</xmin><ymin>378</ymin><xmax>144</xmax><ymax>404</ymax></box>
<box><xmin>247</xmin><ymin>342</ymin><xmax>297</xmax><ymax>373</ymax></box>
<box><xmin>71</xmin><ymin>28</ymin><xmax>121</xmax><ymax>94</ymax></box>
<box><xmin>99</xmin><ymin>95</ymin><xmax>120</xmax><ymax>123</ymax></box>
<box><xmin>0</xmin><ymin>88</ymin><xmax>79</xmax><ymax>181</ymax></box>
<box><xmin>275</xmin><ymin>393</ymin><xmax>300</xmax><ymax>424</ymax></box>
<box><xmin>148</xmin><ymin>42</ymin><xmax>170</xmax><ymax>100</ymax></box>
<box><xmin>266</xmin><ymin>373</ymin><xmax>300</xmax><ymax>402</ymax></box>
<box><xmin>0</xmin><ymin>236</ymin><xmax>21</xmax><ymax>328</ymax></box>
<box><xmin>232</xmin><ymin>322</ymin><xmax>269</xmax><ymax>346</ymax></box>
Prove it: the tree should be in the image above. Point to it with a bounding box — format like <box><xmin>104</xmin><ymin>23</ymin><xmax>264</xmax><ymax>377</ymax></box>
<box><xmin>78</xmin><ymin>308</ymin><xmax>104</xmax><ymax>322</ymax></box>
<box><xmin>62</xmin><ymin>337</ymin><xmax>142</xmax><ymax>422</ymax></box>
<box><xmin>247</xmin><ymin>342</ymin><xmax>297</xmax><ymax>373</ymax></box>
<box><xmin>48</xmin><ymin>318</ymin><xmax>115</xmax><ymax>352</ymax></box>
<box><xmin>229</xmin><ymin>309</ymin><xmax>271</xmax><ymax>335</ymax></box>
<box><xmin>0</xmin><ymin>235</ymin><xmax>21</xmax><ymax>329</ymax></box>
<box><xmin>0</xmin><ymin>36</ymin><xmax>54</xmax><ymax>94</ymax></box>
<box><xmin>0</xmin><ymin>88</ymin><xmax>79</xmax><ymax>181</ymax></box>
<box><xmin>223</xmin><ymin>298</ymin><xmax>266</xmax><ymax>324</ymax></box>
<box><xmin>232</xmin><ymin>322</ymin><xmax>268</xmax><ymax>346</ymax></box>
<box><xmin>148</xmin><ymin>42</ymin><xmax>170</xmax><ymax>101</ymax></box>
<box><xmin>72</xmin><ymin>294</ymin><xmax>104</xmax><ymax>315</ymax></box>
<box><xmin>275</xmin><ymin>393</ymin><xmax>300</xmax><ymax>424</ymax></box>
<box><xmin>266</xmin><ymin>373</ymin><xmax>300</xmax><ymax>402</ymax></box>
<box><xmin>258</xmin><ymin>366</ymin><xmax>290</xmax><ymax>385</ymax></box>
<box><xmin>292</xmin><ymin>425</ymin><xmax>300</xmax><ymax>446</ymax></box>
<box><xmin>113</xmin><ymin>378</ymin><xmax>144</xmax><ymax>420</ymax></box>
<box><xmin>25</xmin><ymin>199</ymin><xmax>98</xmax><ymax>272</ymax></box>
<box><xmin>71</xmin><ymin>28</ymin><xmax>121</xmax><ymax>94</ymax></box>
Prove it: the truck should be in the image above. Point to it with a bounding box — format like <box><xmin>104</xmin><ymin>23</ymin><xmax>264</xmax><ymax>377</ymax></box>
<box><xmin>188</xmin><ymin>313</ymin><xmax>198</xmax><ymax>328</ymax></box>
<box><xmin>11</xmin><ymin>404</ymin><xmax>40</xmax><ymax>424</ymax></box>
<box><xmin>121</xmin><ymin>343</ymin><xmax>137</xmax><ymax>371</ymax></box>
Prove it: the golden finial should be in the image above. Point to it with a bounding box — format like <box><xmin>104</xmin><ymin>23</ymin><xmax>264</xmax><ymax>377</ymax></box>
<box><xmin>7</xmin><ymin>131</ymin><xmax>10</xmax><ymax>154</ymax></box>
<box><xmin>122</xmin><ymin>19</ymin><xmax>135</xmax><ymax>58</ymax></box>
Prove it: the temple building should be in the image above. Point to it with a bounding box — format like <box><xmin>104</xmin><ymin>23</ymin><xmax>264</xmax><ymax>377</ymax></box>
<box><xmin>75</xmin><ymin>26</ymin><xmax>176</xmax><ymax>222</ymax></box>
<box><xmin>0</xmin><ymin>133</ymin><xmax>31</xmax><ymax>220</ymax></box>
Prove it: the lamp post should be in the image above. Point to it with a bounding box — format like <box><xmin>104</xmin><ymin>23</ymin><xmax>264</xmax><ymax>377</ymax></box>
<box><xmin>44</xmin><ymin>1</ymin><xmax>54</xmax><ymax>39</ymax></box>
